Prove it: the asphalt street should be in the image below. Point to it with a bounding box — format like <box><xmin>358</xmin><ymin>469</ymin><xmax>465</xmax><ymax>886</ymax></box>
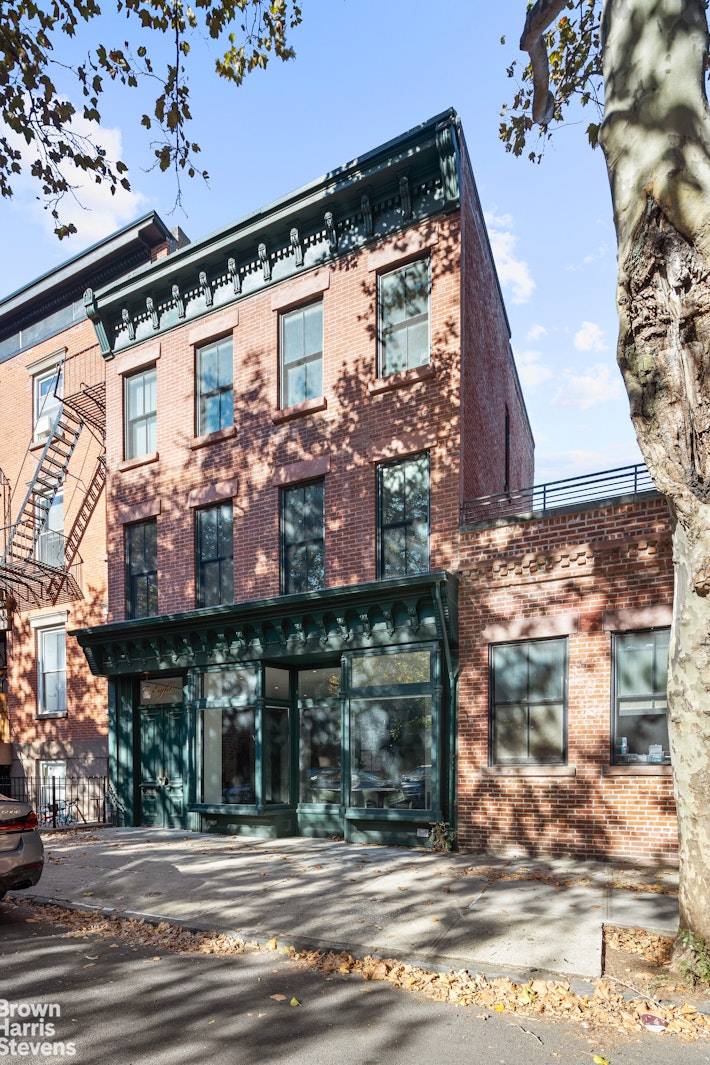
<box><xmin>1</xmin><ymin>900</ymin><xmax>708</xmax><ymax>1065</ymax></box>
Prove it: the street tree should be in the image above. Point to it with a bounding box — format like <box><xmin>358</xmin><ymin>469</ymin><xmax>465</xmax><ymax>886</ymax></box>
<box><xmin>501</xmin><ymin>0</ymin><xmax>710</xmax><ymax>963</ymax></box>
<box><xmin>0</xmin><ymin>0</ymin><xmax>301</xmax><ymax>237</ymax></box>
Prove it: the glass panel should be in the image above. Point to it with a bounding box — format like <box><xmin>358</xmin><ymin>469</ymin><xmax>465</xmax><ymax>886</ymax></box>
<box><xmin>351</xmin><ymin>650</ymin><xmax>431</xmax><ymax>689</ymax></box>
<box><xmin>528</xmin><ymin>639</ymin><xmax>565</xmax><ymax>701</ymax></box>
<box><xmin>202</xmin><ymin>667</ymin><xmax>259</xmax><ymax>705</ymax></box>
<box><xmin>300</xmin><ymin>701</ymin><xmax>341</xmax><ymax>802</ymax></box>
<box><xmin>263</xmin><ymin>705</ymin><xmax>290</xmax><ymax>804</ymax></box>
<box><xmin>44</xmin><ymin>672</ymin><xmax>66</xmax><ymax>714</ymax></box>
<box><xmin>303</xmin><ymin>303</ymin><xmax>323</xmax><ymax>356</ymax></box>
<box><xmin>203</xmin><ymin>707</ymin><xmax>255</xmax><ymax>804</ymax></box>
<box><xmin>491</xmin><ymin>644</ymin><xmax>527</xmax><ymax>703</ymax></box>
<box><xmin>617</xmin><ymin>712</ymin><xmax>670</xmax><ymax>761</ymax></box>
<box><xmin>265</xmin><ymin>666</ymin><xmax>290</xmax><ymax>700</ymax></box>
<box><xmin>528</xmin><ymin>703</ymin><xmax>565</xmax><ymax>762</ymax></box>
<box><xmin>298</xmin><ymin>667</ymin><xmax>341</xmax><ymax>701</ymax></box>
<box><xmin>617</xmin><ymin>632</ymin><xmax>655</xmax><ymax>697</ymax></box>
<box><xmin>285</xmin><ymin>363</ymin><xmax>306</xmax><ymax>407</ymax></box>
<box><xmin>350</xmin><ymin>695</ymin><xmax>432</xmax><ymax>809</ymax></box>
<box><xmin>493</xmin><ymin>704</ymin><xmax>526</xmax><ymax>763</ymax></box>
<box><xmin>379</xmin><ymin>260</ymin><xmax>430</xmax><ymax>375</ymax></box>
<box><xmin>382</xmin><ymin>526</ymin><xmax>406</xmax><ymax>578</ymax></box>
<box><xmin>140</xmin><ymin>677</ymin><xmax>184</xmax><ymax>705</ymax></box>
<box><xmin>282</xmin><ymin>310</ymin><xmax>303</xmax><ymax>362</ymax></box>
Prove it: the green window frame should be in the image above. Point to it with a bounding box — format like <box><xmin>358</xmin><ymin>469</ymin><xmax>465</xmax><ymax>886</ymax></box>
<box><xmin>197</xmin><ymin>665</ymin><xmax>260</xmax><ymax>808</ymax></box>
<box><xmin>125</xmin><ymin>519</ymin><xmax>158</xmax><ymax>620</ymax></box>
<box><xmin>195</xmin><ymin>501</ymin><xmax>234</xmax><ymax>608</ymax></box>
<box><xmin>124</xmin><ymin>366</ymin><xmax>157</xmax><ymax>460</ymax></box>
<box><xmin>377</xmin><ymin>453</ymin><xmax>430</xmax><ymax>578</ymax></box>
<box><xmin>612</xmin><ymin>628</ymin><xmax>670</xmax><ymax>764</ymax></box>
<box><xmin>196</xmin><ymin>336</ymin><xmax>233</xmax><ymax>436</ymax></box>
<box><xmin>378</xmin><ymin>258</ymin><xmax>431</xmax><ymax>377</ymax></box>
<box><xmin>281</xmin><ymin>480</ymin><xmax>325</xmax><ymax>594</ymax></box>
<box><xmin>344</xmin><ymin>645</ymin><xmax>440</xmax><ymax>818</ymax></box>
<box><xmin>490</xmin><ymin>637</ymin><xmax>567</xmax><ymax>766</ymax></box>
<box><xmin>279</xmin><ymin>301</ymin><xmax>323</xmax><ymax>409</ymax></box>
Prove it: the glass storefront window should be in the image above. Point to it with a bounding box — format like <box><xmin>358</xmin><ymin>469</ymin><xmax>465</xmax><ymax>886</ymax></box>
<box><xmin>201</xmin><ymin>667</ymin><xmax>258</xmax><ymax>704</ymax></box>
<box><xmin>350</xmin><ymin>695</ymin><xmax>432</xmax><ymax>809</ymax></box>
<box><xmin>351</xmin><ymin>650</ymin><xmax>430</xmax><ymax>689</ymax></box>
<box><xmin>263</xmin><ymin>705</ymin><xmax>290</xmax><ymax>804</ymax></box>
<box><xmin>299</xmin><ymin>667</ymin><xmax>341</xmax><ymax>804</ymax></box>
<box><xmin>265</xmin><ymin>666</ymin><xmax>290</xmax><ymax>700</ymax></box>
<box><xmin>202</xmin><ymin>707</ymin><xmax>256</xmax><ymax>805</ymax></box>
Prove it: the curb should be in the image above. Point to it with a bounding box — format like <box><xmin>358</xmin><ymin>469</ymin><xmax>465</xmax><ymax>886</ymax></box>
<box><xmin>10</xmin><ymin>891</ymin><xmax>620</xmax><ymax>999</ymax></box>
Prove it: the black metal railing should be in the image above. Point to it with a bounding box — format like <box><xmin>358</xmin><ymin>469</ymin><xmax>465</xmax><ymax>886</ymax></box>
<box><xmin>0</xmin><ymin>775</ymin><xmax>108</xmax><ymax>828</ymax></box>
<box><xmin>461</xmin><ymin>463</ymin><xmax>657</xmax><ymax>527</ymax></box>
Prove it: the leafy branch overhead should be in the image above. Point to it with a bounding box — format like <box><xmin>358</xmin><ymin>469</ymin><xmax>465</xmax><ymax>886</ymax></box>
<box><xmin>499</xmin><ymin>0</ymin><xmax>709</xmax><ymax>162</ymax></box>
<box><xmin>0</xmin><ymin>0</ymin><xmax>302</xmax><ymax>237</ymax></box>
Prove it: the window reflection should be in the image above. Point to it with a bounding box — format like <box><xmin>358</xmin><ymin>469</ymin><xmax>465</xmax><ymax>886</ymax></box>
<box><xmin>299</xmin><ymin>667</ymin><xmax>341</xmax><ymax>804</ymax></box>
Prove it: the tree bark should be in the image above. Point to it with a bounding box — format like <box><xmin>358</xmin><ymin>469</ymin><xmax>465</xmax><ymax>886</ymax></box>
<box><xmin>600</xmin><ymin>0</ymin><xmax>710</xmax><ymax>947</ymax></box>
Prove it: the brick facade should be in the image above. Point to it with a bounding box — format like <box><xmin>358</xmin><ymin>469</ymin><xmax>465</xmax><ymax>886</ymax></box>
<box><xmin>457</xmin><ymin>495</ymin><xmax>677</xmax><ymax>861</ymax></box>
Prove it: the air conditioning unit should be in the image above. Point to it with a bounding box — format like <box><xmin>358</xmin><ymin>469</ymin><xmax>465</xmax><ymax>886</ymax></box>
<box><xmin>34</xmin><ymin>412</ymin><xmax>55</xmax><ymax>442</ymax></box>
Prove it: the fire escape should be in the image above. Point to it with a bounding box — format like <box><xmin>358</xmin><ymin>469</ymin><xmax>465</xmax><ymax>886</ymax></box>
<box><xmin>0</xmin><ymin>348</ymin><xmax>106</xmax><ymax>612</ymax></box>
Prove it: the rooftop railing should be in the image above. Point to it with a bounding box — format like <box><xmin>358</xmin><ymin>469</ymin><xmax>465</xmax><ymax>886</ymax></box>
<box><xmin>460</xmin><ymin>463</ymin><xmax>657</xmax><ymax>527</ymax></box>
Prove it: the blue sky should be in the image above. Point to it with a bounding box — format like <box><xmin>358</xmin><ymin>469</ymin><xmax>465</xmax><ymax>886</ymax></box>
<box><xmin>0</xmin><ymin>0</ymin><xmax>643</xmax><ymax>483</ymax></box>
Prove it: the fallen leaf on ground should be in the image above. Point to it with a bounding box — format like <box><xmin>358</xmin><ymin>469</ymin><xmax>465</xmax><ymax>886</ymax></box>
<box><xmin>270</xmin><ymin>994</ymin><xmax>287</xmax><ymax>1002</ymax></box>
<box><xmin>290</xmin><ymin>997</ymin><xmax>301</xmax><ymax>1007</ymax></box>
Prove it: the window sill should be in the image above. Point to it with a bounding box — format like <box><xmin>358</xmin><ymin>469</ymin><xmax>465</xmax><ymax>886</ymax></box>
<box><xmin>36</xmin><ymin>712</ymin><xmax>68</xmax><ymax>721</ymax></box>
<box><xmin>189</xmin><ymin>803</ymin><xmax>258</xmax><ymax>816</ymax></box>
<box><xmin>189</xmin><ymin>426</ymin><xmax>236</xmax><ymax>450</ymax></box>
<box><xmin>603</xmin><ymin>764</ymin><xmax>672</xmax><ymax>777</ymax></box>
<box><xmin>368</xmin><ymin>363</ymin><xmax>435</xmax><ymax>395</ymax></box>
<box><xmin>118</xmin><ymin>452</ymin><xmax>159</xmax><ymax>473</ymax></box>
<box><xmin>482</xmin><ymin>765</ymin><xmax>576</xmax><ymax>778</ymax></box>
<box><xmin>271</xmin><ymin>397</ymin><xmax>328</xmax><ymax>424</ymax></box>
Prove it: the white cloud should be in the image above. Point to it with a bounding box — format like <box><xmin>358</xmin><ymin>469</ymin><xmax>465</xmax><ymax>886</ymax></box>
<box><xmin>574</xmin><ymin>320</ymin><xmax>608</xmax><ymax>353</ymax></box>
<box><xmin>15</xmin><ymin>115</ymin><xmax>147</xmax><ymax>244</ymax></box>
<box><xmin>485</xmin><ymin>210</ymin><xmax>535</xmax><ymax>305</ymax></box>
<box><xmin>552</xmin><ymin>363</ymin><xmax>623</xmax><ymax>410</ymax></box>
<box><xmin>526</xmin><ymin>323</ymin><xmax>548</xmax><ymax>342</ymax></box>
<box><xmin>566</xmin><ymin>242</ymin><xmax>609</xmax><ymax>272</ymax></box>
<box><xmin>514</xmin><ymin>348</ymin><xmax>554</xmax><ymax>390</ymax></box>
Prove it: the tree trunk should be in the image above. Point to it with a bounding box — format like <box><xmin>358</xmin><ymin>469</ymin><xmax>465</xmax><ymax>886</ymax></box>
<box><xmin>600</xmin><ymin>0</ymin><xmax>710</xmax><ymax>947</ymax></box>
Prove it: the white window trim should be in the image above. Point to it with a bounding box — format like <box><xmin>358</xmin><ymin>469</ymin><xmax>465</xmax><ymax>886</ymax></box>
<box><xmin>36</xmin><ymin>623</ymin><xmax>67</xmax><ymax>718</ymax></box>
<box><xmin>33</xmin><ymin>363</ymin><xmax>63</xmax><ymax>443</ymax></box>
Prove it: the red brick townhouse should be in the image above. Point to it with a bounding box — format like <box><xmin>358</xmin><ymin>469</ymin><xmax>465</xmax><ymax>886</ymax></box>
<box><xmin>1</xmin><ymin>109</ymin><xmax>678</xmax><ymax>858</ymax></box>
<box><xmin>0</xmin><ymin>213</ymin><xmax>177</xmax><ymax>794</ymax></box>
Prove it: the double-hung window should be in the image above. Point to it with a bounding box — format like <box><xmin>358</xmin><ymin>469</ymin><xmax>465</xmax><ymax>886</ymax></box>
<box><xmin>124</xmin><ymin>367</ymin><xmax>157</xmax><ymax>460</ymax></box>
<box><xmin>490</xmin><ymin>638</ymin><xmax>567</xmax><ymax>765</ymax></box>
<box><xmin>196</xmin><ymin>337</ymin><xmax>233</xmax><ymax>436</ymax></box>
<box><xmin>280</xmin><ymin>302</ymin><xmax>323</xmax><ymax>408</ymax></box>
<box><xmin>196</xmin><ymin>502</ymin><xmax>234</xmax><ymax>608</ymax></box>
<box><xmin>377</xmin><ymin>454</ymin><xmax>430</xmax><ymax>578</ymax></box>
<box><xmin>37</xmin><ymin>626</ymin><xmax>67</xmax><ymax>717</ymax></box>
<box><xmin>33</xmin><ymin>365</ymin><xmax>63</xmax><ymax>441</ymax></box>
<box><xmin>613</xmin><ymin>629</ymin><xmax>670</xmax><ymax>763</ymax></box>
<box><xmin>37</xmin><ymin>488</ymin><xmax>64</xmax><ymax>568</ymax></box>
<box><xmin>281</xmin><ymin>481</ymin><xmax>325</xmax><ymax>594</ymax></box>
<box><xmin>125</xmin><ymin>519</ymin><xmax>158</xmax><ymax>619</ymax></box>
<box><xmin>378</xmin><ymin>258</ymin><xmax>430</xmax><ymax>377</ymax></box>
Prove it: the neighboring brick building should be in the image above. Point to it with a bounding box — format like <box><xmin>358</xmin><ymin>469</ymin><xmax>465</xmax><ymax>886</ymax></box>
<box><xmin>0</xmin><ymin>214</ymin><xmax>175</xmax><ymax>792</ymax></box>
<box><xmin>0</xmin><ymin>109</ymin><xmax>678</xmax><ymax>858</ymax></box>
<box><xmin>458</xmin><ymin>488</ymin><xmax>676</xmax><ymax>862</ymax></box>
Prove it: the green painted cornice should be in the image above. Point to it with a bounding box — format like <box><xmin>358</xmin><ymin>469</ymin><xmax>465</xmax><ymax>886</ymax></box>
<box><xmin>72</xmin><ymin>572</ymin><xmax>458</xmax><ymax>676</ymax></box>
<box><xmin>85</xmin><ymin>110</ymin><xmax>462</xmax><ymax>359</ymax></box>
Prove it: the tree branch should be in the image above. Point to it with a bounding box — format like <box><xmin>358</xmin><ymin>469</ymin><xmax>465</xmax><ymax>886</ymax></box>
<box><xmin>520</xmin><ymin>0</ymin><xmax>571</xmax><ymax>123</ymax></box>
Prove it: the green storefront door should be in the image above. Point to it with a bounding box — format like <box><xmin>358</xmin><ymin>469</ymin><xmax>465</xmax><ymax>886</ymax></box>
<box><xmin>139</xmin><ymin>705</ymin><xmax>186</xmax><ymax>828</ymax></box>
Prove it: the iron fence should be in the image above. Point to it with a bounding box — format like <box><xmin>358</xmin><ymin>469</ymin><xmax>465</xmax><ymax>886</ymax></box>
<box><xmin>460</xmin><ymin>463</ymin><xmax>657</xmax><ymax>527</ymax></box>
<box><xmin>0</xmin><ymin>775</ymin><xmax>107</xmax><ymax>828</ymax></box>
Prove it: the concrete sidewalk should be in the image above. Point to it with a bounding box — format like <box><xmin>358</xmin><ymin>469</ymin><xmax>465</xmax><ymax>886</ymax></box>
<box><xmin>31</xmin><ymin>828</ymin><xmax>679</xmax><ymax>980</ymax></box>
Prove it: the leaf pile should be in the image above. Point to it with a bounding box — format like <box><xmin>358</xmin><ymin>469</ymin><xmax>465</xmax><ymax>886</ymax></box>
<box><xmin>460</xmin><ymin>864</ymin><xmax>678</xmax><ymax>897</ymax></box>
<box><xmin>14</xmin><ymin>900</ymin><xmax>709</xmax><ymax>1041</ymax></box>
<box><xmin>605</xmin><ymin>926</ymin><xmax>675</xmax><ymax>967</ymax></box>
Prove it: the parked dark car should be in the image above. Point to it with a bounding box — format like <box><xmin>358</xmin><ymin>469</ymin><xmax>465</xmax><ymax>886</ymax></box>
<box><xmin>0</xmin><ymin>793</ymin><xmax>44</xmax><ymax>900</ymax></box>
